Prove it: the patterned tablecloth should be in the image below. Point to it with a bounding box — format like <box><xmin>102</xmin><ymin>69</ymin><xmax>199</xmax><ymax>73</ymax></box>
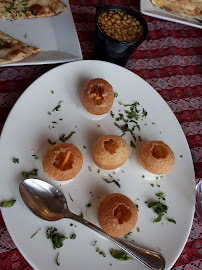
<box><xmin>0</xmin><ymin>0</ymin><xmax>201</xmax><ymax>269</ymax></box>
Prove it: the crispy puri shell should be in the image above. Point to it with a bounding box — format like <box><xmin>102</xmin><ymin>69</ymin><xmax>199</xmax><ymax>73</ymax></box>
<box><xmin>92</xmin><ymin>135</ymin><xmax>129</xmax><ymax>170</ymax></box>
<box><xmin>97</xmin><ymin>193</ymin><xmax>138</xmax><ymax>237</ymax></box>
<box><xmin>81</xmin><ymin>78</ymin><xmax>114</xmax><ymax>115</ymax></box>
<box><xmin>42</xmin><ymin>143</ymin><xmax>83</xmax><ymax>181</ymax></box>
<box><xmin>138</xmin><ymin>141</ymin><xmax>175</xmax><ymax>175</ymax></box>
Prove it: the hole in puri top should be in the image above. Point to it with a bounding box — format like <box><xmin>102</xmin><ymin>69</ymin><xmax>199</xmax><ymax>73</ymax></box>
<box><xmin>104</xmin><ymin>139</ymin><xmax>119</xmax><ymax>154</ymax></box>
<box><xmin>53</xmin><ymin>151</ymin><xmax>73</xmax><ymax>171</ymax></box>
<box><xmin>151</xmin><ymin>145</ymin><xmax>168</xmax><ymax>159</ymax></box>
<box><xmin>114</xmin><ymin>204</ymin><xmax>132</xmax><ymax>224</ymax></box>
<box><xmin>90</xmin><ymin>85</ymin><xmax>104</xmax><ymax>105</ymax></box>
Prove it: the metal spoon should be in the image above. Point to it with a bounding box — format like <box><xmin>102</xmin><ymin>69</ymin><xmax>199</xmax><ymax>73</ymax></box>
<box><xmin>19</xmin><ymin>178</ymin><xmax>165</xmax><ymax>270</ymax></box>
<box><xmin>195</xmin><ymin>180</ymin><xmax>202</xmax><ymax>219</ymax></box>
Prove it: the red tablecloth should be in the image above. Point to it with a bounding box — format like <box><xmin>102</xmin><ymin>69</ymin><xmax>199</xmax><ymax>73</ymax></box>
<box><xmin>0</xmin><ymin>0</ymin><xmax>201</xmax><ymax>269</ymax></box>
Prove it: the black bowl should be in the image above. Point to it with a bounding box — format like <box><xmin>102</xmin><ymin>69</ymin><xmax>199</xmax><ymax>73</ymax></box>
<box><xmin>94</xmin><ymin>4</ymin><xmax>149</xmax><ymax>66</ymax></box>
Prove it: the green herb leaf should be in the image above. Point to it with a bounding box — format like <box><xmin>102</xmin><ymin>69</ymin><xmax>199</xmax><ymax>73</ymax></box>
<box><xmin>56</xmin><ymin>253</ymin><xmax>60</xmax><ymax>266</ymax></box>
<box><xmin>148</xmin><ymin>201</ymin><xmax>168</xmax><ymax>223</ymax></box>
<box><xmin>167</xmin><ymin>218</ymin><xmax>176</xmax><ymax>224</ymax></box>
<box><xmin>70</xmin><ymin>234</ymin><xmax>76</xmax><ymax>239</ymax></box>
<box><xmin>114</xmin><ymin>93</ymin><xmax>118</xmax><ymax>98</ymax></box>
<box><xmin>0</xmin><ymin>200</ymin><xmax>16</xmax><ymax>207</ymax></box>
<box><xmin>51</xmin><ymin>90</ymin><xmax>54</xmax><ymax>94</ymax></box>
<box><xmin>48</xmin><ymin>139</ymin><xmax>56</xmax><ymax>145</ymax></box>
<box><xmin>59</xmin><ymin>131</ymin><xmax>75</xmax><ymax>142</ymax></box>
<box><xmin>97</xmin><ymin>169</ymin><xmax>100</xmax><ymax>173</ymax></box>
<box><xmin>12</xmin><ymin>158</ymin><xmax>19</xmax><ymax>164</ymax></box>
<box><xmin>46</xmin><ymin>227</ymin><xmax>67</xmax><ymax>249</ymax></box>
<box><xmin>68</xmin><ymin>193</ymin><xmax>73</xmax><ymax>202</ymax></box>
<box><xmin>137</xmin><ymin>227</ymin><xmax>140</xmax><ymax>232</ymax></box>
<box><xmin>32</xmin><ymin>155</ymin><xmax>39</xmax><ymax>160</ymax></box>
<box><xmin>99</xmin><ymin>251</ymin><xmax>106</xmax><ymax>257</ymax></box>
<box><xmin>21</xmin><ymin>169</ymin><xmax>38</xmax><ymax>178</ymax></box>
<box><xmin>130</xmin><ymin>141</ymin><xmax>136</xmax><ymax>148</ymax></box>
<box><xmin>110</xmin><ymin>111</ymin><xmax>115</xmax><ymax>118</ymax></box>
<box><xmin>88</xmin><ymin>166</ymin><xmax>92</xmax><ymax>172</ymax></box>
<box><xmin>85</xmin><ymin>203</ymin><xmax>92</xmax><ymax>208</ymax></box>
<box><xmin>53</xmin><ymin>101</ymin><xmax>63</xmax><ymax>112</ymax></box>
<box><xmin>155</xmin><ymin>193</ymin><xmax>166</xmax><ymax>199</ymax></box>
<box><xmin>79</xmin><ymin>212</ymin><xmax>84</xmax><ymax>218</ymax></box>
<box><xmin>91</xmin><ymin>240</ymin><xmax>97</xmax><ymax>246</ymax></box>
<box><xmin>110</xmin><ymin>249</ymin><xmax>132</xmax><ymax>261</ymax></box>
<box><xmin>31</xmin><ymin>228</ymin><xmax>41</xmax><ymax>238</ymax></box>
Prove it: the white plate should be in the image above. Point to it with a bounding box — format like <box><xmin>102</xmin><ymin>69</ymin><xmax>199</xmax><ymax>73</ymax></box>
<box><xmin>0</xmin><ymin>0</ymin><xmax>82</xmax><ymax>66</ymax></box>
<box><xmin>0</xmin><ymin>60</ymin><xmax>195</xmax><ymax>270</ymax></box>
<box><xmin>140</xmin><ymin>0</ymin><xmax>202</xmax><ymax>29</ymax></box>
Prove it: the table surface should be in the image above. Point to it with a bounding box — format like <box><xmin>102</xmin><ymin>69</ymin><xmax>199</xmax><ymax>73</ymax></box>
<box><xmin>0</xmin><ymin>0</ymin><xmax>201</xmax><ymax>269</ymax></box>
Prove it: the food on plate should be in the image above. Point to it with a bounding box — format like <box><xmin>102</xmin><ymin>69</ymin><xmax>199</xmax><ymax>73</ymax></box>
<box><xmin>97</xmin><ymin>10</ymin><xmax>144</xmax><ymax>42</ymax></box>
<box><xmin>151</xmin><ymin>0</ymin><xmax>202</xmax><ymax>21</ymax></box>
<box><xmin>97</xmin><ymin>193</ymin><xmax>138</xmax><ymax>237</ymax></box>
<box><xmin>138</xmin><ymin>140</ymin><xmax>175</xmax><ymax>175</ymax></box>
<box><xmin>92</xmin><ymin>135</ymin><xmax>129</xmax><ymax>170</ymax></box>
<box><xmin>43</xmin><ymin>143</ymin><xmax>83</xmax><ymax>181</ymax></box>
<box><xmin>0</xmin><ymin>0</ymin><xmax>67</xmax><ymax>20</ymax></box>
<box><xmin>81</xmin><ymin>78</ymin><xmax>114</xmax><ymax>115</ymax></box>
<box><xmin>0</xmin><ymin>30</ymin><xmax>40</xmax><ymax>65</ymax></box>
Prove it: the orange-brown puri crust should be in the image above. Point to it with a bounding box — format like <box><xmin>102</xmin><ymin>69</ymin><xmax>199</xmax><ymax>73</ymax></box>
<box><xmin>92</xmin><ymin>135</ymin><xmax>129</xmax><ymax>170</ymax></box>
<box><xmin>42</xmin><ymin>143</ymin><xmax>83</xmax><ymax>181</ymax></box>
<box><xmin>97</xmin><ymin>193</ymin><xmax>138</xmax><ymax>237</ymax></box>
<box><xmin>138</xmin><ymin>140</ymin><xmax>175</xmax><ymax>175</ymax></box>
<box><xmin>81</xmin><ymin>78</ymin><xmax>114</xmax><ymax>115</ymax></box>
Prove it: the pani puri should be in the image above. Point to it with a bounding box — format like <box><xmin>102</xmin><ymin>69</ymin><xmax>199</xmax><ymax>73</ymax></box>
<box><xmin>43</xmin><ymin>143</ymin><xmax>83</xmax><ymax>181</ymax></box>
<box><xmin>97</xmin><ymin>193</ymin><xmax>138</xmax><ymax>237</ymax></box>
<box><xmin>138</xmin><ymin>141</ymin><xmax>175</xmax><ymax>175</ymax></box>
<box><xmin>81</xmin><ymin>78</ymin><xmax>114</xmax><ymax>115</ymax></box>
<box><xmin>92</xmin><ymin>135</ymin><xmax>129</xmax><ymax>170</ymax></box>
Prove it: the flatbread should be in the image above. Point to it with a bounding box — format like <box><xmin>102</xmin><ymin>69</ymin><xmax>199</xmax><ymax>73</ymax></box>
<box><xmin>0</xmin><ymin>30</ymin><xmax>40</xmax><ymax>65</ymax></box>
<box><xmin>151</xmin><ymin>0</ymin><xmax>202</xmax><ymax>21</ymax></box>
<box><xmin>0</xmin><ymin>0</ymin><xmax>67</xmax><ymax>20</ymax></box>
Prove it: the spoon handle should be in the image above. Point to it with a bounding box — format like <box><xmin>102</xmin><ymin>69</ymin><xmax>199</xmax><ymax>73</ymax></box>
<box><xmin>65</xmin><ymin>212</ymin><xmax>165</xmax><ymax>270</ymax></box>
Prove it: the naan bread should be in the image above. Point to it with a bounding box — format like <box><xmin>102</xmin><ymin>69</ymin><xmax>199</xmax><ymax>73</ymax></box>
<box><xmin>0</xmin><ymin>0</ymin><xmax>67</xmax><ymax>20</ymax></box>
<box><xmin>151</xmin><ymin>0</ymin><xmax>202</xmax><ymax>21</ymax></box>
<box><xmin>0</xmin><ymin>30</ymin><xmax>40</xmax><ymax>65</ymax></box>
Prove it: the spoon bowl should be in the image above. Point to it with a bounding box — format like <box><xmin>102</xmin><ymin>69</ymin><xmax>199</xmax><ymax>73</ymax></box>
<box><xmin>20</xmin><ymin>178</ymin><xmax>165</xmax><ymax>270</ymax></box>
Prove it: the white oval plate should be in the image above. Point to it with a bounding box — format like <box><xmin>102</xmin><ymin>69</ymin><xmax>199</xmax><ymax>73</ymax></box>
<box><xmin>0</xmin><ymin>60</ymin><xmax>195</xmax><ymax>270</ymax></box>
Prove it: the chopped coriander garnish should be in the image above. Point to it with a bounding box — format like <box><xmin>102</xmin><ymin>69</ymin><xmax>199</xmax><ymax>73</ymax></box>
<box><xmin>91</xmin><ymin>240</ymin><xmax>97</xmax><ymax>246</ymax></box>
<box><xmin>53</xmin><ymin>101</ymin><xmax>63</xmax><ymax>112</ymax></box>
<box><xmin>136</xmin><ymin>205</ymin><xmax>139</xmax><ymax>211</ymax></box>
<box><xmin>85</xmin><ymin>203</ymin><xmax>92</xmax><ymax>208</ymax></box>
<box><xmin>124</xmin><ymin>231</ymin><xmax>132</xmax><ymax>239</ymax></box>
<box><xmin>103</xmin><ymin>178</ymin><xmax>121</xmax><ymax>188</ymax></box>
<box><xmin>83</xmin><ymin>145</ymin><xmax>86</xmax><ymax>149</ymax></box>
<box><xmin>68</xmin><ymin>193</ymin><xmax>73</xmax><ymax>202</ymax></box>
<box><xmin>22</xmin><ymin>169</ymin><xmax>38</xmax><ymax>178</ymax></box>
<box><xmin>79</xmin><ymin>212</ymin><xmax>84</xmax><ymax>218</ymax></box>
<box><xmin>12</xmin><ymin>158</ymin><xmax>19</xmax><ymax>164</ymax></box>
<box><xmin>148</xmin><ymin>201</ymin><xmax>168</xmax><ymax>223</ymax></box>
<box><xmin>70</xmin><ymin>223</ymin><xmax>73</xmax><ymax>227</ymax></box>
<box><xmin>56</xmin><ymin>253</ymin><xmax>60</xmax><ymax>266</ymax></box>
<box><xmin>32</xmin><ymin>155</ymin><xmax>39</xmax><ymax>160</ymax></box>
<box><xmin>48</xmin><ymin>112</ymin><xmax>51</xmax><ymax>115</ymax></box>
<box><xmin>157</xmin><ymin>184</ymin><xmax>160</xmax><ymax>187</ymax></box>
<box><xmin>152</xmin><ymin>123</ymin><xmax>155</xmax><ymax>124</ymax></box>
<box><xmin>142</xmin><ymin>108</ymin><xmax>147</xmax><ymax>117</ymax></box>
<box><xmin>97</xmin><ymin>124</ymin><xmax>101</xmax><ymax>127</ymax></box>
<box><xmin>155</xmin><ymin>193</ymin><xmax>166</xmax><ymax>200</ymax></box>
<box><xmin>97</xmin><ymin>169</ymin><xmax>100</xmax><ymax>173</ymax></box>
<box><xmin>110</xmin><ymin>249</ymin><xmax>132</xmax><ymax>261</ymax></box>
<box><xmin>88</xmin><ymin>166</ymin><xmax>92</xmax><ymax>172</ymax></box>
<box><xmin>108</xmin><ymin>174</ymin><xmax>113</xmax><ymax>178</ymax></box>
<box><xmin>156</xmin><ymin>176</ymin><xmax>159</xmax><ymax>180</ymax></box>
<box><xmin>59</xmin><ymin>131</ymin><xmax>75</xmax><ymax>142</ymax></box>
<box><xmin>46</xmin><ymin>227</ymin><xmax>67</xmax><ymax>249</ymax></box>
<box><xmin>114</xmin><ymin>93</ymin><xmax>118</xmax><ymax>98</ymax></box>
<box><xmin>130</xmin><ymin>141</ymin><xmax>136</xmax><ymax>148</ymax></box>
<box><xmin>70</xmin><ymin>234</ymin><xmax>76</xmax><ymax>239</ymax></box>
<box><xmin>109</xmin><ymin>263</ymin><xmax>112</xmax><ymax>266</ymax></box>
<box><xmin>142</xmin><ymin>175</ymin><xmax>145</xmax><ymax>178</ymax></box>
<box><xmin>138</xmin><ymin>136</ymin><xmax>142</xmax><ymax>141</ymax></box>
<box><xmin>160</xmin><ymin>175</ymin><xmax>163</xmax><ymax>178</ymax></box>
<box><xmin>137</xmin><ymin>227</ymin><xmax>140</xmax><ymax>232</ymax></box>
<box><xmin>180</xmin><ymin>155</ymin><xmax>183</xmax><ymax>158</ymax></box>
<box><xmin>110</xmin><ymin>111</ymin><xmax>115</xmax><ymax>118</ymax></box>
<box><xmin>98</xmin><ymin>251</ymin><xmax>106</xmax><ymax>257</ymax></box>
<box><xmin>51</xmin><ymin>90</ymin><xmax>54</xmax><ymax>94</ymax></box>
<box><xmin>48</xmin><ymin>139</ymin><xmax>56</xmax><ymax>145</ymax></box>
<box><xmin>31</xmin><ymin>228</ymin><xmax>41</xmax><ymax>238</ymax></box>
<box><xmin>52</xmin><ymin>121</ymin><xmax>58</xmax><ymax>124</ymax></box>
<box><xmin>167</xmin><ymin>218</ymin><xmax>176</xmax><ymax>224</ymax></box>
<box><xmin>0</xmin><ymin>200</ymin><xmax>16</xmax><ymax>207</ymax></box>
<box><xmin>151</xmin><ymin>183</ymin><xmax>154</xmax><ymax>187</ymax></box>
